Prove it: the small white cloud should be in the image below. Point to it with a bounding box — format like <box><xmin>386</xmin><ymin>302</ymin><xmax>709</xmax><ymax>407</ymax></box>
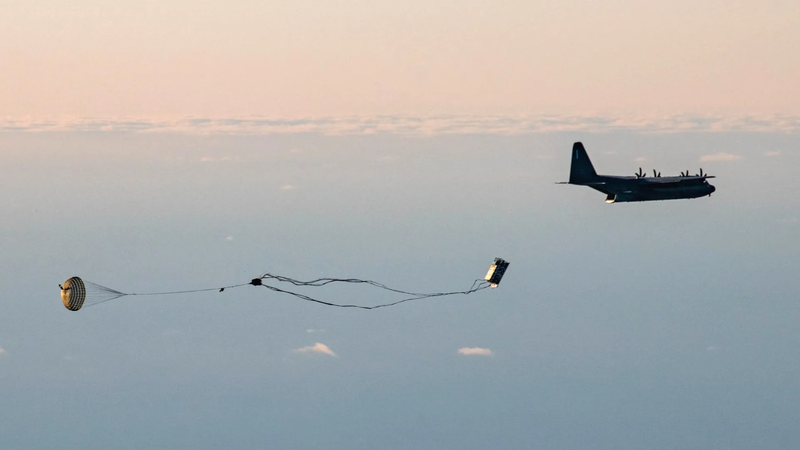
<box><xmin>706</xmin><ymin>345</ymin><xmax>718</xmax><ymax>352</ymax></box>
<box><xmin>635</xmin><ymin>157</ymin><xmax>647</xmax><ymax>162</ymax></box>
<box><xmin>295</xmin><ymin>342</ymin><xmax>337</xmax><ymax>357</ymax></box>
<box><xmin>458</xmin><ymin>347</ymin><xmax>492</xmax><ymax>356</ymax></box>
<box><xmin>306</xmin><ymin>329</ymin><xmax>326</xmax><ymax>333</ymax></box>
<box><xmin>700</xmin><ymin>152</ymin><xmax>742</xmax><ymax>162</ymax></box>
<box><xmin>200</xmin><ymin>156</ymin><xmax>215</xmax><ymax>162</ymax></box>
<box><xmin>225</xmin><ymin>236</ymin><xmax>234</xmax><ymax>241</ymax></box>
<box><xmin>765</xmin><ymin>151</ymin><xmax>780</xmax><ymax>157</ymax></box>
<box><xmin>0</xmin><ymin>347</ymin><xmax>6</xmax><ymax>356</ymax></box>
<box><xmin>280</xmin><ymin>184</ymin><xmax>294</xmax><ymax>190</ymax></box>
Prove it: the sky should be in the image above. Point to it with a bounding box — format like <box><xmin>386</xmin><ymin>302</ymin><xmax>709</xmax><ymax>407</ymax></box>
<box><xmin>1</xmin><ymin>1</ymin><xmax>800</xmax><ymax>450</ymax></box>
<box><xmin>1</xmin><ymin>0</ymin><xmax>799</xmax><ymax>117</ymax></box>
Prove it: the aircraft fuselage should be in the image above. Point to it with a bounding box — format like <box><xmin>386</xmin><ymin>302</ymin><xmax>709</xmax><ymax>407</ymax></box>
<box><xmin>582</xmin><ymin>175</ymin><xmax>716</xmax><ymax>203</ymax></box>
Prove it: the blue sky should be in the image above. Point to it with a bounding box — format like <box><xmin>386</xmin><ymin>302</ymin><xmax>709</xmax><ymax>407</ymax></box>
<box><xmin>1</xmin><ymin>128</ymin><xmax>798</xmax><ymax>449</ymax></box>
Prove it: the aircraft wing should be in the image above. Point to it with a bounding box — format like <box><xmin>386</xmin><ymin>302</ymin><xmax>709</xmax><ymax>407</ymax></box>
<box><xmin>638</xmin><ymin>176</ymin><xmax>711</xmax><ymax>187</ymax></box>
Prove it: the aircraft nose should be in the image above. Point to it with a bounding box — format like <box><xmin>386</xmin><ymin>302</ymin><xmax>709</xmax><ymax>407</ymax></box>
<box><xmin>709</xmin><ymin>185</ymin><xmax>716</xmax><ymax>194</ymax></box>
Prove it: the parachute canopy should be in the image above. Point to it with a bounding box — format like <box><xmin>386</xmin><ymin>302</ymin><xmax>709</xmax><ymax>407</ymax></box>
<box><xmin>60</xmin><ymin>277</ymin><xmax>85</xmax><ymax>311</ymax></box>
<box><xmin>60</xmin><ymin>277</ymin><xmax>126</xmax><ymax>311</ymax></box>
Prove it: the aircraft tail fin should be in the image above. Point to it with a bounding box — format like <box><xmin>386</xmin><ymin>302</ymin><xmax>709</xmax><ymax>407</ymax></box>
<box><xmin>569</xmin><ymin>142</ymin><xmax>598</xmax><ymax>184</ymax></box>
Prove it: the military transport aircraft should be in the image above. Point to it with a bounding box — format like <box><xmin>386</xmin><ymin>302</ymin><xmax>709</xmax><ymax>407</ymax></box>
<box><xmin>559</xmin><ymin>142</ymin><xmax>716</xmax><ymax>203</ymax></box>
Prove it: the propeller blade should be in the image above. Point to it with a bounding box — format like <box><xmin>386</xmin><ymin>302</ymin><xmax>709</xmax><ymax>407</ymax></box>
<box><xmin>653</xmin><ymin>169</ymin><xmax>657</xmax><ymax>177</ymax></box>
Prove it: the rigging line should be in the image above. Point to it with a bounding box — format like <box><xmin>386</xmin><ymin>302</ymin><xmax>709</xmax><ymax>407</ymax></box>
<box><xmin>258</xmin><ymin>279</ymin><xmax>491</xmax><ymax>310</ymax></box>
<box><xmin>259</xmin><ymin>273</ymin><xmax>469</xmax><ymax>297</ymax></box>
<box><xmin>83</xmin><ymin>276</ymin><xmax>492</xmax><ymax>310</ymax></box>
<box><xmin>127</xmin><ymin>283</ymin><xmax>251</xmax><ymax>297</ymax></box>
<box><xmin>260</xmin><ymin>274</ymin><xmax>428</xmax><ymax>295</ymax></box>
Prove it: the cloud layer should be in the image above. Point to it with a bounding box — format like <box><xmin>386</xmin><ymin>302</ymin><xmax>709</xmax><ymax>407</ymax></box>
<box><xmin>295</xmin><ymin>343</ymin><xmax>337</xmax><ymax>357</ymax></box>
<box><xmin>2</xmin><ymin>114</ymin><xmax>799</xmax><ymax>135</ymax></box>
<box><xmin>458</xmin><ymin>347</ymin><xmax>493</xmax><ymax>356</ymax></box>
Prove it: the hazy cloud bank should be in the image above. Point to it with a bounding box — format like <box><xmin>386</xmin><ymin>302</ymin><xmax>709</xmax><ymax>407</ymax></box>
<box><xmin>2</xmin><ymin>114</ymin><xmax>799</xmax><ymax>135</ymax></box>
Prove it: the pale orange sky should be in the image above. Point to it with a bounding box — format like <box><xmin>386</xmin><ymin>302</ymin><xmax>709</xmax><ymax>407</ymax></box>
<box><xmin>1</xmin><ymin>0</ymin><xmax>798</xmax><ymax>117</ymax></box>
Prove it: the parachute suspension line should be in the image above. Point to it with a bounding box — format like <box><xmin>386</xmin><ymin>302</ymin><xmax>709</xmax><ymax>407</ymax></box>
<box><xmin>79</xmin><ymin>282</ymin><xmax>252</xmax><ymax>309</ymax></box>
<box><xmin>84</xmin><ymin>280</ymin><xmax>126</xmax><ymax>298</ymax></box>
